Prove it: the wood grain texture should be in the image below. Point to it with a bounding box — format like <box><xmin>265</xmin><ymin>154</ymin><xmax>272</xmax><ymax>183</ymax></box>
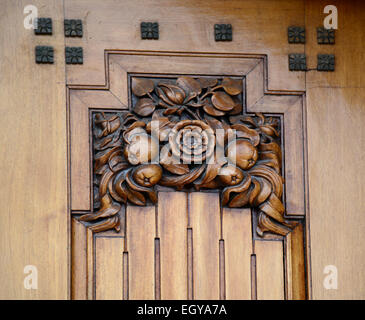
<box><xmin>285</xmin><ymin>224</ymin><xmax>306</xmax><ymax>300</ymax></box>
<box><xmin>126</xmin><ymin>205</ymin><xmax>155</xmax><ymax>299</ymax></box>
<box><xmin>86</xmin><ymin>228</ymin><xmax>94</xmax><ymax>299</ymax></box>
<box><xmin>158</xmin><ymin>192</ymin><xmax>188</xmax><ymax>299</ymax></box>
<box><xmin>0</xmin><ymin>0</ymin><xmax>68</xmax><ymax>299</ymax></box>
<box><xmin>305</xmin><ymin>0</ymin><xmax>365</xmax><ymax>89</ymax></box>
<box><xmin>222</xmin><ymin>208</ymin><xmax>252</xmax><ymax>299</ymax></box>
<box><xmin>64</xmin><ymin>0</ymin><xmax>305</xmax><ymax>91</ymax></box>
<box><xmin>69</xmin><ymin>90</ymin><xmax>124</xmax><ymax>211</ymax></box>
<box><xmin>306</xmin><ymin>87</ymin><xmax>365</xmax><ymax>299</ymax></box>
<box><xmin>249</xmin><ymin>95</ymin><xmax>305</xmax><ymax>216</ymax></box>
<box><xmin>255</xmin><ymin>240</ymin><xmax>284</xmax><ymax>300</ymax></box>
<box><xmin>95</xmin><ymin>237</ymin><xmax>124</xmax><ymax>300</ymax></box>
<box><xmin>189</xmin><ymin>193</ymin><xmax>220</xmax><ymax>299</ymax></box>
<box><xmin>304</xmin><ymin>0</ymin><xmax>365</xmax><ymax>300</ymax></box>
<box><xmin>71</xmin><ymin>218</ymin><xmax>87</xmax><ymax>300</ymax></box>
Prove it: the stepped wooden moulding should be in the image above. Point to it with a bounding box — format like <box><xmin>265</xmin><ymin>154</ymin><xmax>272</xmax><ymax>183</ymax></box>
<box><xmin>69</xmin><ymin>50</ymin><xmax>308</xmax><ymax>300</ymax></box>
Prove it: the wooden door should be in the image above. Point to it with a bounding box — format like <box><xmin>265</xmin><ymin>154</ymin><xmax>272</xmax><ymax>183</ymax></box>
<box><xmin>67</xmin><ymin>7</ymin><xmax>308</xmax><ymax>300</ymax></box>
<box><xmin>2</xmin><ymin>0</ymin><xmax>364</xmax><ymax>300</ymax></box>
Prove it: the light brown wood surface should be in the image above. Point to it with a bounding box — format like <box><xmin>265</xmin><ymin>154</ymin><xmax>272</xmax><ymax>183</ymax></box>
<box><xmin>305</xmin><ymin>0</ymin><xmax>365</xmax><ymax>299</ymax></box>
<box><xmin>0</xmin><ymin>0</ymin><xmax>68</xmax><ymax>299</ymax></box>
<box><xmin>95</xmin><ymin>237</ymin><xmax>124</xmax><ymax>300</ymax></box>
<box><xmin>158</xmin><ymin>192</ymin><xmax>188</xmax><ymax>299</ymax></box>
<box><xmin>126</xmin><ymin>205</ymin><xmax>155</xmax><ymax>300</ymax></box>
<box><xmin>255</xmin><ymin>240</ymin><xmax>284</xmax><ymax>300</ymax></box>
<box><xmin>189</xmin><ymin>193</ymin><xmax>221</xmax><ymax>299</ymax></box>
<box><xmin>64</xmin><ymin>0</ymin><xmax>305</xmax><ymax>91</ymax></box>
<box><xmin>222</xmin><ymin>208</ymin><xmax>252</xmax><ymax>299</ymax></box>
<box><xmin>2</xmin><ymin>0</ymin><xmax>364</xmax><ymax>300</ymax></box>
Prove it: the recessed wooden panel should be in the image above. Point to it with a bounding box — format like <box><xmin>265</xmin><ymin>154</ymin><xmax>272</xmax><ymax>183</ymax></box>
<box><xmin>71</xmin><ymin>218</ymin><xmax>87</xmax><ymax>300</ymax></box>
<box><xmin>222</xmin><ymin>208</ymin><xmax>252</xmax><ymax>299</ymax></box>
<box><xmin>255</xmin><ymin>240</ymin><xmax>284</xmax><ymax>300</ymax></box>
<box><xmin>69</xmin><ymin>90</ymin><xmax>124</xmax><ymax>211</ymax></box>
<box><xmin>126</xmin><ymin>205</ymin><xmax>155</xmax><ymax>300</ymax></box>
<box><xmin>285</xmin><ymin>224</ymin><xmax>306</xmax><ymax>300</ymax></box>
<box><xmin>189</xmin><ymin>193</ymin><xmax>220</xmax><ymax>299</ymax></box>
<box><xmin>95</xmin><ymin>237</ymin><xmax>124</xmax><ymax>300</ymax></box>
<box><xmin>158</xmin><ymin>192</ymin><xmax>188</xmax><ymax>299</ymax></box>
<box><xmin>249</xmin><ymin>95</ymin><xmax>305</xmax><ymax>216</ymax></box>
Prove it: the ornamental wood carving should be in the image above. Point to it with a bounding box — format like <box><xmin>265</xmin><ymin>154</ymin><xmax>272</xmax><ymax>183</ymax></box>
<box><xmin>80</xmin><ymin>76</ymin><xmax>297</xmax><ymax>236</ymax></box>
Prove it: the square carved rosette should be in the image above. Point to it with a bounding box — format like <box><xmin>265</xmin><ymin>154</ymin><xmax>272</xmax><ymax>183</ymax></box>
<box><xmin>79</xmin><ymin>75</ymin><xmax>297</xmax><ymax>237</ymax></box>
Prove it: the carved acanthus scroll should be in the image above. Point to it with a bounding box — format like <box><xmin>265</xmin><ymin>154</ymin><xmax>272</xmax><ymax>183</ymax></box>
<box><xmin>79</xmin><ymin>76</ymin><xmax>296</xmax><ymax>236</ymax></box>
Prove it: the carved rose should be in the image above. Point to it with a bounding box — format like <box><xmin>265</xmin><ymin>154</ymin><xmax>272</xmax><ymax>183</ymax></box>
<box><xmin>168</xmin><ymin>120</ymin><xmax>215</xmax><ymax>163</ymax></box>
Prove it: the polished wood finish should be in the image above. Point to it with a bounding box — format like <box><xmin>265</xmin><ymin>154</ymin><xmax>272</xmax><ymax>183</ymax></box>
<box><xmin>70</xmin><ymin>51</ymin><xmax>307</xmax><ymax>299</ymax></box>
<box><xmin>3</xmin><ymin>0</ymin><xmax>364</xmax><ymax>300</ymax></box>
<box><xmin>0</xmin><ymin>0</ymin><xmax>68</xmax><ymax>299</ymax></box>
<box><xmin>158</xmin><ymin>192</ymin><xmax>188</xmax><ymax>299</ymax></box>
<box><xmin>255</xmin><ymin>240</ymin><xmax>284</xmax><ymax>300</ymax></box>
<box><xmin>222</xmin><ymin>208</ymin><xmax>252</xmax><ymax>299</ymax></box>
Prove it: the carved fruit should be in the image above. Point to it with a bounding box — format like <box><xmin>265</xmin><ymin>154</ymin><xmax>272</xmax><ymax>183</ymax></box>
<box><xmin>133</xmin><ymin>164</ymin><xmax>163</xmax><ymax>187</ymax></box>
<box><xmin>219</xmin><ymin>164</ymin><xmax>244</xmax><ymax>186</ymax></box>
<box><xmin>124</xmin><ymin>134</ymin><xmax>159</xmax><ymax>165</ymax></box>
<box><xmin>226</xmin><ymin>139</ymin><xmax>258</xmax><ymax>170</ymax></box>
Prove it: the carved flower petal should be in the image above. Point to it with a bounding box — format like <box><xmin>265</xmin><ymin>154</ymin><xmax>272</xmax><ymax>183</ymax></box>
<box><xmin>176</xmin><ymin>76</ymin><xmax>201</xmax><ymax>97</ymax></box>
<box><xmin>211</xmin><ymin>91</ymin><xmax>235</xmax><ymax>111</ymax></box>
<box><xmin>158</xmin><ymin>83</ymin><xmax>186</xmax><ymax>105</ymax></box>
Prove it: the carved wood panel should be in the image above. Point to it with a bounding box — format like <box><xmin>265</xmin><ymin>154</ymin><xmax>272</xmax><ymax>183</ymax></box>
<box><xmin>69</xmin><ymin>51</ymin><xmax>307</xmax><ymax>300</ymax></box>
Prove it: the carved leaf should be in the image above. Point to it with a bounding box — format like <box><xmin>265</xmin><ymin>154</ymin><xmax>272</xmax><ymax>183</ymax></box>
<box><xmin>203</xmin><ymin>101</ymin><xmax>225</xmax><ymax>116</ymax></box>
<box><xmin>125</xmin><ymin>185</ymin><xmax>146</xmax><ymax>206</ymax></box>
<box><xmin>79</xmin><ymin>194</ymin><xmax>121</xmax><ymax>221</ymax></box>
<box><xmin>133</xmin><ymin>98</ymin><xmax>155</xmax><ymax>116</ymax></box>
<box><xmin>231</xmin><ymin>123</ymin><xmax>260</xmax><ymax>146</ymax></box>
<box><xmin>222</xmin><ymin>174</ymin><xmax>252</xmax><ymax>207</ymax></box>
<box><xmin>196</xmin><ymin>77</ymin><xmax>218</xmax><ymax>88</ymax></box>
<box><xmin>260</xmin><ymin>124</ymin><xmax>279</xmax><ymax>137</ymax></box>
<box><xmin>228</xmin><ymin>97</ymin><xmax>243</xmax><ymax>115</ymax></box>
<box><xmin>211</xmin><ymin>91</ymin><xmax>235</xmax><ymax>111</ymax></box>
<box><xmin>222</xmin><ymin>77</ymin><xmax>243</xmax><ymax>95</ymax></box>
<box><xmin>132</xmin><ymin>78</ymin><xmax>155</xmax><ymax>97</ymax></box>
<box><xmin>162</xmin><ymin>163</ymin><xmax>190</xmax><ymax>175</ymax></box>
